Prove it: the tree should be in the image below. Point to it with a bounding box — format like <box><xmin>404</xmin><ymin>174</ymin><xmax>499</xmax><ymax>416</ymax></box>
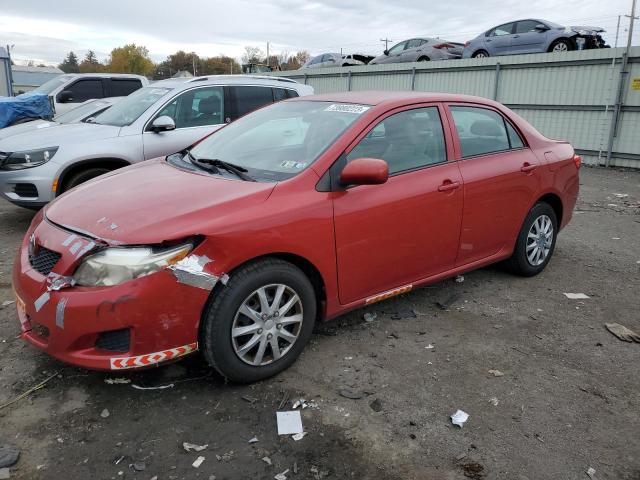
<box><xmin>156</xmin><ymin>50</ymin><xmax>200</xmax><ymax>78</ymax></box>
<box><xmin>242</xmin><ymin>46</ymin><xmax>265</xmax><ymax>64</ymax></box>
<box><xmin>79</xmin><ymin>50</ymin><xmax>105</xmax><ymax>73</ymax></box>
<box><xmin>199</xmin><ymin>55</ymin><xmax>242</xmax><ymax>75</ymax></box>
<box><xmin>107</xmin><ymin>44</ymin><xmax>154</xmax><ymax>76</ymax></box>
<box><xmin>279</xmin><ymin>50</ymin><xmax>311</xmax><ymax>70</ymax></box>
<box><xmin>58</xmin><ymin>51</ymin><xmax>80</xmax><ymax>73</ymax></box>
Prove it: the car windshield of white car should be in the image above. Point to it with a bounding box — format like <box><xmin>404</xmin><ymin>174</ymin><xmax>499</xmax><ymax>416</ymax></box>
<box><xmin>32</xmin><ymin>75</ymin><xmax>74</xmax><ymax>95</ymax></box>
<box><xmin>179</xmin><ymin>101</ymin><xmax>369</xmax><ymax>182</ymax></box>
<box><xmin>92</xmin><ymin>87</ymin><xmax>171</xmax><ymax>127</ymax></box>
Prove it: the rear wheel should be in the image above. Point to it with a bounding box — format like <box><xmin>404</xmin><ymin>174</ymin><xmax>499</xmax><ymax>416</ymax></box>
<box><xmin>417</xmin><ymin>56</ymin><xmax>430</xmax><ymax>62</ymax></box>
<box><xmin>549</xmin><ymin>38</ymin><xmax>573</xmax><ymax>53</ymax></box>
<box><xmin>504</xmin><ymin>202</ymin><xmax>558</xmax><ymax>277</ymax></box>
<box><xmin>472</xmin><ymin>50</ymin><xmax>489</xmax><ymax>58</ymax></box>
<box><xmin>61</xmin><ymin>167</ymin><xmax>111</xmax><ymax>193</ymax></box>
<box><xmin>201</xmin><ymin>258</ymin><xmax>316</xmax><ymax>383</ymax></box>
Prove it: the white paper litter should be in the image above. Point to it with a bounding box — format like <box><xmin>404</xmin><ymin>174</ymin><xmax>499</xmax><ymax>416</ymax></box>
<box><xmin>192</xmin><ymin>456</ymin><xmax>205</xmax><ymax>468</ymax></box>
<box><xmin>292</xmin><ymin>432</ymin><xmax>307</xmax><ymax>441</ymax></box>
<box><xmin>276</xmin><ymin>411</ymin><xmax>303</xmax><ymax>435</ymax></box>
<box><xmin>489</xmin><ymin>397</ymin><xmax>499</xmax><ymax>406</ymax></box>
<box><xmin>274</xmin><ymin>469</ymin><xmax>289</xmax><ymax>480</ymax></box>
<box><xmin>586</xmin><ymin>467</ymin><xmax>596</xmax><ymax>479</ymax></box>
<box><xmin>450</xmin><ymin>409</ymin><xmax>469</xmax><ymax>427</ymax></box>
<box><xmin>425</xmin><ymin>344</ymin><xmax>434</xmax><ymax>349</ymax></box>
<box><xmin>262</xmin><ymin>456</ymin><xmax>272</xmax><ymax>465</ymax></box>
<box><xmin>564</xmin><ymin>293</ymin><xmax>590</xmax><ymax>299</ymax></box>
<box><xmin>183</xmin><ymin>442</ymin><xmax>208</xmax><ymax>452</ymax></box>
<box><xmin>104</xmin><ymin>378</ymin><xmax>131</xmax><ymax>384</ymax></box>
<box><xmin>248</xmin><ymin>436</ymin><xmax>258</xmax><ymax>444</ymax></box>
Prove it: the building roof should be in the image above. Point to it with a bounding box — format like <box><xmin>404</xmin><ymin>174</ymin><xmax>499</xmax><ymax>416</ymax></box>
<box><xmin>12</xmin><ymin>65</ymin><xmax>64</xmax><ymax>74</ymax></box>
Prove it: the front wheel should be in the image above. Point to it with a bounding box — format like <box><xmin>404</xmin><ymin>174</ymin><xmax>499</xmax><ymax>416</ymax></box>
<box><xmin>200</xmin><ymin>258</ymin><xmax>316</xmax><ymax>383</ymax></box>
<box><xmin>549</xmin><ymin>38</ymin><xmax>573</xmax><ymax>53</ymax></box>
<box><xmin>504</xmin><ymin>202</ymin><xmax>558</xmax><ymax>277</ymax></box>
<box><xmin>472</xmin><ymin>50</ymin><xmax>489</xmax><ymax>58</ymax></box>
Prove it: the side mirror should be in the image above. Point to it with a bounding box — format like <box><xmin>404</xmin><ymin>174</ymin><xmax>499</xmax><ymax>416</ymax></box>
<box><xmin>150</xmin><ymin>115</ymin><xmax>176</xmax><ymax>133</ymax></box>
<box><xmin>340</xmin><ymin>158</ymin><xmax>389</xmax><ymax>186</ymax></box>
<box><xmin>57</xmin><ymin>90</ymin><xmax>73</xmax><ymax>103</ymax></box>
<box><xmin>535</xmin><ymin>24</ymin><xmax>550</xmax><ymax>31</ymax></box>
<box><xmin>383</xmin><ymin>49</ymin><xmax>389</xmax><ymax>56</ymax></box>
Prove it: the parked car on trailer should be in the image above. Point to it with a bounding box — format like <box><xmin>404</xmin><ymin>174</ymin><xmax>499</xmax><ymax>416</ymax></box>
<box><xmin>301</xmin><ymin>53</ymin><xmax>374</xmax><ymax>69</ymax></box>
<box><xmin>463</xmin><ymin>19</ymin><xmax>608</xmax><ymax>58</ymax></box>
<box><xmin>369</xmin><ymin>37</ymin><xmax>464</xmax><ymax>64</ymax></box>
<box><xmin>0</xmin><ymin>75</ymin><xmax>313</xmax><ymax>209</ymax></box>
<box><xmin>12</xmin><ymin>91</ymin><xmax>580</xmax><ymax>382</ymax></box>
<box><xmin>29</xmin><ymin>73</ymin><xmax>148</xmax><ymax>114</ymax></box>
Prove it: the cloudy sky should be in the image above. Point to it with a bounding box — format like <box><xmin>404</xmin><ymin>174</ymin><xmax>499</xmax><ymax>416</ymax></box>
<box><xmin>1</xmin><ymin>0</ymin><xmax>636</xmax><ymax>65</ymax></box>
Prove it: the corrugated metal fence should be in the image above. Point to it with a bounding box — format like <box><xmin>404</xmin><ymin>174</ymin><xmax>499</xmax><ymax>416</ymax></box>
<box><xmin>270</xmin><ymin>47</ymin><xmax>640</xmax><ymax>168</ymax></box>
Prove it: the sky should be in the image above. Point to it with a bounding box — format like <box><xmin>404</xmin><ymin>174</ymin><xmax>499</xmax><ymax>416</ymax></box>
<box><xmin>0</xmin><ymin>0</ymin><xmax>637</xmax><ymax>66</ymax></box>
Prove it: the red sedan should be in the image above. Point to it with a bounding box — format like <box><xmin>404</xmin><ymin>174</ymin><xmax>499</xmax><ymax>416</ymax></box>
<box><xmin>13</xmin><ymin>91</ymin><xmax>580</xmax><ymax>382</ymax></box>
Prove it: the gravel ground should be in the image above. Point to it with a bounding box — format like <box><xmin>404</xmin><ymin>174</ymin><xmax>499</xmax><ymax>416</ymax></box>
<box><xmin>0</xmin><ymin>165</ymin><xmax>638</xmax><ymax>480</ymax></box>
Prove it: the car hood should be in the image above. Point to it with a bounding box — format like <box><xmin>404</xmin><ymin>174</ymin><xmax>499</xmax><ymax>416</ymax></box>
<box><xmin>0</xmin><ymin>122</ymin><xmax>120</xmax><ymax>152</ymax></box>
<box><xmin>569</xmin><ymin>25</ymin><xmax>605</xmax><ymax>33</ymax></box>
<box><xmin>0</xmin><ymin>120</ymin><xmax>52</xmax><ymax>141</ymax></box>
<box><xmin>369</xmin><ymin>54</ymin><xmax>387</xmax><ymax>64</ymax></box>
<box><xmin>45</xmin><ymin>159</ymin><xmax>277</xmax><ymax>245</ymax></box>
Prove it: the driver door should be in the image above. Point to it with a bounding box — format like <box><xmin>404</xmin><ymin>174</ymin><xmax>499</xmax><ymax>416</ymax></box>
<box><xmin>332</xmin><ymin>104</ymin><xmax>463</xmax><ymax>304</ymax></box>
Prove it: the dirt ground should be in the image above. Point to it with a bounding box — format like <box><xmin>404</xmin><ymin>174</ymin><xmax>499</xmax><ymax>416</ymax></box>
<box><xmin>0</xmin><ymin>166</ymin><xmax>639</xmax><ymax>480</ymax></box>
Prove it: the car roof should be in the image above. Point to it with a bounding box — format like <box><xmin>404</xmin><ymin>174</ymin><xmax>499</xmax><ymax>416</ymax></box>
<box><xmin>65</xmin><ymin>73</ymin><xmax>147</xmax><ymax>79</ymax></box>
<box><xmin>293</xmin><ymin>90</ymin><xmax>501</xmax><ymax>107</ymax></box>
<box><xmin>152</xmin><ymin>75</ymin><xmax>304</xmax><ymax>91</ymax></box>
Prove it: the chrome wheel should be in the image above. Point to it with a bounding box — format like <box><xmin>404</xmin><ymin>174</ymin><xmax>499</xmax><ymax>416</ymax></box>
<box><xmin>552</xmin><ymin>42</ymin><xmax>569</xmax><ymax>53</ymax></box>
<box><xmin>231</xmin><ymin>284</ymin><xmax>303</xmax><ymax>366</ymax></box>
<box><xmin>526</xmin><ymin>215</ymin><xmax>553</xmax><ymax>266</ymax></box>
<box><xmin>474</xmin><ymin>51</ymin><xmax>488</xmax><ymax>58</ymax></box>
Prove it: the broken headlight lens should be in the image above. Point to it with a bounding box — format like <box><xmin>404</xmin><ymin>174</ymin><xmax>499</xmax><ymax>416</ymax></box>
<box><xmin>1</xmin><ymin>147</ymin><xmax>58</xmax><ymax>170</ymax></box>
<box><xmin>73</xmin><ymin>243</ymin><xmax>192</xmax><ymax>287</ymax></box>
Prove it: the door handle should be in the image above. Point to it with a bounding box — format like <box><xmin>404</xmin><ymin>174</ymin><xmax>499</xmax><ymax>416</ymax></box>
<box><xmin>438</xmin><ymin>181</ymin><xmax>461</xmax><ymax>192</ymax></box>
<box><xmin>521</xmin><ymin>163</ymin><xmax>537</xmax><ymax>173</ymax></box>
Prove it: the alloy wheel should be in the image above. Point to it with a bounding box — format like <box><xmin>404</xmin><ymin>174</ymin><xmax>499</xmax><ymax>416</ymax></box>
<box><xmin>552</xmin><ymin>42</ymin><xmax>569</xmax><ymax>52</ymax></box>
<box><xmin>526</xmin><ymin>214</ymin><xmax>554</xmax><ymax>266</ymax></box>
<box><xmin>231</xmin><ymin>284</ymin><xmax>303</xmax><ymax>366</ymax></box>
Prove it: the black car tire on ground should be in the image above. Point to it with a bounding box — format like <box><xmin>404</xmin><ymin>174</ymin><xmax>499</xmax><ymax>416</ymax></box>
<box><xmin>472</xmin><ymin>50</ymin><xmax>490</xmax><ymax>58</ymax></box>
<box><xmin>504</xmin><ymin>202</ymin><xmax>558</xmax><ymax>277</ymax></box>
<box><xmin>201</xmin><ymin>258</ymin><xmax>317</xmax><ymax>383</ymax></box>
<box><xmin>62</xmin><ymin>167</ymin><xmax>111</xmax><ymax>192</ymax></box>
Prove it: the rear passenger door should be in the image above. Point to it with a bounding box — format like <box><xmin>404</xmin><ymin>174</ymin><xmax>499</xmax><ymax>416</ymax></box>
<box><xmin>226</xmin><ymin>85</ymin><xmax>274</xmax><ymax>121</ymax></box>
<box><xmin>446</xmin><ymin>104</ymin><xmax>542</xmax><ymax>266</ymax></box>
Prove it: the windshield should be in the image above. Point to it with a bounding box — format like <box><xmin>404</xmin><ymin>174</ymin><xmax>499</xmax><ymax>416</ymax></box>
<box><xmin>32</xmin><ymin>75</ymin><xmax>73</xmax><ymax>95</ymax></box>
<box><xmin>92</xmin><ymin>87</ymin><xmax>171</xmax><ymax>127</ymax></box>
<box><xmin>53</xmin><ymin>100</ymin><xmax>112</xmax><ymax>124</ymax></box>
<box><xmin>187</xmin><ymin>100</ymin><xmax>369</xmax><ymax>181</ymax></box>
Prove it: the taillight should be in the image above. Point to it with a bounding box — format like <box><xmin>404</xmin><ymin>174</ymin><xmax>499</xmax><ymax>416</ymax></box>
<box><xmin>573</xmin><ymin>154</ymin><xmax>582</xmax><ymax>169</ymax></box>
<box><xmin>433</xmin><ymin>43</ymin><xmax>456</xmax><ymax>49</ymax></box>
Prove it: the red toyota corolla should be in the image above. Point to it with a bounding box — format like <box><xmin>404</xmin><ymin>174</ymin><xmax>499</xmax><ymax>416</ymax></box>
<box><xmin>13</xmin><ymin>91</ymin><xmax>580</xmax><ymax>382</ymax></box>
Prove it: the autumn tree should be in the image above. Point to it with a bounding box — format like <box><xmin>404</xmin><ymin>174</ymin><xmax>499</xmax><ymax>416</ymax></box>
<box><xmin>107</xmin><ymin>44</ymin><xmax>154</xmax><ymax>76</ymax></box>
<box><xmin>58</xmin><ymin>51</ymin><xmax>80</xmax><ymax>73</ymax></box>
<box><xmin>79</xmin><ymin>50</ymin><xmax>105</xmax><ymax>73</ymax></box>
<box><xmin>199</xmin><ymin>55</ymin><xmax>242</xmax><ymax>75</ymax></box>
<box><xmin>156</xmin><ymin>50</ymin><xmax>200</xmax><ymax>78</ymax></box>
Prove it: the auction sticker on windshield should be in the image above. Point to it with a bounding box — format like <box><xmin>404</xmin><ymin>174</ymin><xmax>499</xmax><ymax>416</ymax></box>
<box><xmin>325</xmin><ymin>104</ymin><xmax>370</xmax><ymax>114</ymax></box>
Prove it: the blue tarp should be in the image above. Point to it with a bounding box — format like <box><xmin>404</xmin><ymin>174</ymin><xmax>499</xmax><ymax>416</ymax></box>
<box><xmin>0</xmin><ymin>93</ymin><xmax>54</xmax><ymax>129</ymax></box>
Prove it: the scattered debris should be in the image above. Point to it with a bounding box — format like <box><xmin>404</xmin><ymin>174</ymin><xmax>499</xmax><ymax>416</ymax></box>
<box><xmin>114</xmin><ymin>456</ymin><xmax>125</xmax><ymax>465</ymax></box>
<box><xmin>274</xmin><ymin>469</ymin><xmax>289</xmax><ymax>480</ymax></box>
<box><xmin>292</xmin><ymin>398</ymin><xmax>317</xmax><ymax>409</ymax></box>
<box><xmin>293</xmin><ymin>462</ymin><xmax>298</xmax><ymax>474</ymax></box>
<box><xmin>0</xmin><ymin>445</ymin><xmax>20</xmax><ymax>468</ymax></box>
<box><xmin>338</xmin><ymin>388</ymin><xmax>365</xmax><ymax>400</ymax></box>
<box><xmin>292</xmin><ymin>432</ymin><xmax>307</xmax><ymax>441</ymax></box>
<box><xmin>451</xmin><ymin>409</ymin><xmax>469</xmax><ymax>427</ymax></box>
<box><xmin>563</xmin><ymin>293</ymin><xmax>590</xmax><ymax>299</ymax></box>
<box><xmin>586</xmin><ymin>466</ymin><xmax>596</xmax><ymax>479</ymax></box>
<box><xmin>100</xmin><ymin>408</ymin><xmax>110</xmax><ymax>418</ymax></box>
<box><xmin>391</xmin><ymin>309</ymin><xmax>417</xmax><ymax>320</ymax></box>
<box><xmin>369</xmin><ymin>398</ymin><xmax>383</xmax><ymax>412</ymax></box>
<box><xmin>488</xmin><ymin>369</ymin><xmax>504</xmax><ymax>377</ymax></box>
<box><xmin>183</xmin><ymin>442</ymin><xmax>208</xmax><ymax>452</ymax></box>
<box><xmin>1</xmin><ymin>300</ymin><xmax>14</xmax><ymax>308</ymax></box>
<box><xmin>605</xmin><ymin>323</ymin><xmax>640</xmax><ymax>343</ymax></box>
<box><xmin>0</xmin><ymin>468</ymin><xmax>9</xmax><ymax>480</ymax></box>
<box><xmin>276</xmin><ymin>411</ymin><xmax>303</xmax><ymax>435</ymax></box>
<box><xmin>0</xmin><ymin>371</ymin><xmax>60</xmax><ymax>410</ymax></box>
<box><xmin>278</xmin><ymin>390</ymin><xmax>290</xmax><ymax>409</ymax></box>
<box><xmin>192</xmin><ymin>456</ymin><xmax>205</xmax><ymax>468</ymax></box>
<box><xmin>248</xmin><ymin>436</ymin><xmax>259</xmax><ymax>444</ymax></box>
<box><xmin>104</xmin><ymin>378</ymin><xmax>131</xmax><ymax>385</ymax></box>
<box><xmin>436</xmin><ymin>293</ymin><xmax>460</xmax><ymax>310</ymax></box>
<box><xmin>455</xmin><ymin>275</ymin><xmax>465</xmax><ymax>283</ymax></box>
<box><xmin>489</xmin><ymin>397</ymin><xmax>499</xmax><ymax>406</ymax></box>
<box><xmin>242</xmin><ymin>395</ymin><xmax>258</xmax><ymax>404</ymax></box>
<box><xmin>460</xmin><ymin>460</ymin><xmax>485</xmax><ymax>479</ymax></box>
<box><xmin>363</xmin><ymin>312</ymin><xmax>377</xmax><ymax>322</ymax></box>
<box><xmin>262</xmin><ymin>456</ymin><xmax>272</xmax><ymax>465</ymax></box>
<box><xmin>131</xmin><ymin>383</ymin><xmax>174</xmax><ymax>390</ymax></box>
<box><xmin>425</xmin><ymin>344</ymin><xmax>434</xmax><ymax>350</ymax></box>
<box><xmin>612</xmin><ymin>193</ymin><xmax>628</xmax><ymax>198</ymax></box>
<box><xmin>215</xmin><ymin>451</ymin><xmax>234</xmax><ymax>462</ymax></box>
<box><xmin>132</xmin><ymin>461</ymin><xmax>146</xmax><ymax>472</ymax></box>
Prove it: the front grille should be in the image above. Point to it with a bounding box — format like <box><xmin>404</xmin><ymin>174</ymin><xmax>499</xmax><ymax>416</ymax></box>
<box><xmin>13</xmin><ymin>183</ymin><xmax>38</xmax><ymax>198</ymax></box>
<box><xmin>29</xmin><ymin>247</ymin><xmax>62</xmax><ymax>276</ymax></box>
<box><xmin>96</xmin><ymin>329</ymin><xmax>131</xmax><ymax>352</ymax></box>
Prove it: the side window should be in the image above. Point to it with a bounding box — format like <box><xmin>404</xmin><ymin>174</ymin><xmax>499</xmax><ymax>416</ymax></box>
<box><xmin>406</xmin><ymin>39</ymin><xmax>422</xmax><ymax>49</ymax></box>
<box><xmin>154</xmin><ymin>86</ymin><xmax>224</xmax><ymax>129</ymax></box>
<box><xmin>229</xmin><ymin>86</ymin><xmax>274</xmax><ymax>120</ymax></box>
<box><xmin>346</xmin><ymin>107</ymin><xmax>447</xmax><ymax>175</ymax></box>
<box><xmin>285</xmin><ymin>89</ymin><xmax>299</xmax><ymax>99</ymax></box>
<box><xmin>110</xmin><ymin>79</ymin><xmax>142</xmax><ymax>97</ymax></box>
<box><xmin>388</xmin><ymin>42</ymin><xmax>406</xmax><ymax>54</ymax></box>
<box><xmin>67</xmin><ymin>79</ymin><xmax>104</xmax><ymax>102</ymax></box>
<box><xmin>309</xmin><ymin>56</ymin><xmax>322</xmax><ymax>65</ymax></box>
<box><xmin>515</xmin><ymin>20</ymin><xmax>542</xmax><ymax>34</ymax></box>
<box><xmin>505</xmin><ymin>121</ymin><xmax>524</xmax><ymax>149</ymax></box>
<box><xmin>273</xmin><ymin>88</ymin><xmax>288</xmax><ymax>101</ymax></box>
<box><xmin>450</xmin><ymin>106</ymin><xmax>511</xmax><ymax>157</ymax></box>
<box><xmin>491</xmin><ymin>23</ymin><xmax>514</xmax><ymax>36</ymax></box>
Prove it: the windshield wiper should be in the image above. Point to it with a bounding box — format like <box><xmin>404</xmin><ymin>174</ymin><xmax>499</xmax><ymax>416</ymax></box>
<box><xmin>188</xmin><ymin>152</ymin><xmax>256</xmax><ymax>182</ymax></box>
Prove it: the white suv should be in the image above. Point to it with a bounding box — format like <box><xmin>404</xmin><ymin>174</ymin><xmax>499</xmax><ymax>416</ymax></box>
<box><xmin>0</xmin><ymin>75</ymin><xmax>313</xmax><ymax>208</ymax></box>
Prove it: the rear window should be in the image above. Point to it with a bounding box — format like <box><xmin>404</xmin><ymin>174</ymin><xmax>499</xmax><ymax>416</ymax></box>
<box><xmin>229</xmin><ymin>86</ymin><xmax>274</xmax><ymax>119</ymax></box>
<box><xmin>109</xmin><ymin>79</ymin><xmax>143</xmax><ymax>97</ymax></box>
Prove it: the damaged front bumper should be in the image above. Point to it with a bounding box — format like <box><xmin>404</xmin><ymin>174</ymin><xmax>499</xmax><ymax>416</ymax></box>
<box><xmin>12</xmin><ymin>216</ymin><xmax>219</xmax><ymax>371</ymax></box>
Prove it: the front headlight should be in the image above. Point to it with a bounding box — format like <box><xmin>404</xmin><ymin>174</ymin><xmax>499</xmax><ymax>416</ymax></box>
<box><xmin>73</xmin><ymin>243</ymin><xmax>193</xmax><ymax>287</ymax></box>
<box><xmin>1</xmin><ymin>147</ymin><xmax>58</xmax><ymax>170</ymax></box>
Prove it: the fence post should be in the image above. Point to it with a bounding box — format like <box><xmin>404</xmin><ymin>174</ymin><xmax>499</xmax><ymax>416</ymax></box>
<box><xmin>347</xmin><ymin>70</ymin><xmax>352</xmax><ymax>91</ymax></box>
<box><xmin>410</xmin><ymin>67</ymin><xmax>416</xmax><ymax>91</ymax></box>
<box><xmin>303</xmin><ymin>73</ymin><xmax>308</xmax><ymax>85</ymax></box>
<box><xmin>493</xmin><ymin>62</ymin><xmax>501</xmax><ymax>101</ymax></box>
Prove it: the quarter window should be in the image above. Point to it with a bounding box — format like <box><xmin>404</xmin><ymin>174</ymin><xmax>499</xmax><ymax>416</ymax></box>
<box><xmin>346</xmin><ymin>107</ymin><xmax>447</xmax><ymax>174</ymax></box>
<box><xmin>450</xmin><ymin>106</ymin><xmax>524</xmax><ymax>158</ymax></box>
<box><xmin>229</xmin><ymin>86</ymin><xmax>274</xmax><ymax>119</ymax></box>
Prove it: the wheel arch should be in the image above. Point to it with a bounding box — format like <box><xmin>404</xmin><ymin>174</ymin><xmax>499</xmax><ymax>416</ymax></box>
<box><xmin>536</xmin><ymin>192</ymin><xmax>563</xmax><ymax>226</ymax></box>
<box><xmin>547</xmin><ymin>36</ymin><xmax>576</xmax><ymax>52</ymax></box>
<box><xmin>57</xmin><ymin>157</ymin><xmax>131</xmax><ymax>194</ymax></box>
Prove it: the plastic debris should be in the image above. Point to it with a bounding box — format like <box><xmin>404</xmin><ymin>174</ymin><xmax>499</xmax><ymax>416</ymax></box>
<box><xmin>132</xmin><ymin>462</ymin><xmax>146</xmax><ymax>472</ymax></box>
<box><xmin>274</xmin><ymin>469</ymin><xmax>289</xmax><ymax>480</ymax></box>
<box><xmin>277</xmin><ymin>411</ymin><xmax>303</xmax><ymax>435</ymax></box>
<box><xmin>1</xmin><ymin>301</ymin><xmax>14</xmax><ymax>307</ymax></box>
<box><xmin>131</xmin><ymin>383</ymin><xmax>174</xmax><ymax>390</ymax></box>
<box><xmin>450</xmin><ymin>409</ymin><xmax>469</xmax><ymax>427</ymax></box>
<box><xmin>605</xmin><ymin>323</ymin><xmax>640</xmax><ymax>343</ymax></box>
<box><xmin>488</xmin><ymin>369</ymin><xmax>504</xmax><ymax>377</ymax></box>
<box><xmin>292</xmin><ymin>432</ymin><xmax>307</xmax><ymax>441</ymax></box>
<box><xmin>215</xmin><ymin>451</ymin><xmax>234</xmax><ymax>462</ymax></box>
<box><xmin>104</xmin><ymin>378</ymin><xmax>131</xmax><ymax>384</ymax></box>
<box><xmin>489</xmin><ymin>397</ymin><xmax>499</xmax><ymax>406</ymax></box>
<box><xmin>100</xmin><ymin>409</ymin><xmax>110</xmax><ymax>418</ymax></box>
<box><xmin>0</xmin><ymin>445</ymin><xmax>20</xmax><ymax>468</ymax></box>
<box><xmin>262</xmin><ymin>456</ymin><xmax>272</xmax><ymax>465</ymax></box>
<box><xmin>292</xmin><ymin>398</ymin><xmax>317</xmax><ymax>409</ymax></box>
<box><xmin>564</xmin><ymin>293</ymin><xmax>590</xmax><ymax>299</ymax></box>
<box><xmin>425</xmin><ymin>344</ymin><xmax>435</xmax><ymax>350</ymax></box>
<box><xmin>586</xmin><ymin>467</ymin><xmax>596</xmax><ymax>479</ymax></box>
<box><xmin>454</xmin><ymin>275</ymin><xmax>465</xmax><ymax>283</ymax></box>
<box><xmin>436</xmin><ymin>293</ymin><xmax>460</xmax><ymax>310</ymax></box>
<box><xmin>338</xmin><ymin>388</ymin><xmax>365</xmax><ymax>399</ymax></box>
<box><xmin>363</xmin><ymin>312</ymin><xmax>377</xmax><ymax>322</ymax></box>
<box><xmin>183</xmin><ymin>442</ymin><xmax>208</xmax><ymax>452</ymax></box>
<box><xmin>248</xmin><ymin>436</ymin><xmax>259</xmax><ymax>444</ymax></box>
<box><xmin>192</xmin><ymin>456</ymin><xmax>205</xmax><ymax>468</ymax></box>
<box><xmin>0</xmin><ymin>468</ymin><xmax>9</xmax><ymax>480</ymax></box>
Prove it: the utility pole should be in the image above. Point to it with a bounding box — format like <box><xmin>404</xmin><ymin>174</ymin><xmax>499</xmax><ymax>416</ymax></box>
<box><xmin>266</xmin><ymin>42</ymin><xmax>270</xmax><ymax>67</ymax></box>
<box><xmin>380</xmin><ymin>38</ymin><xmax>393</xmax><ymax>51</ymax></box>
<box><xmin>615</xmin><ymin>15</ymin><xmax>621</xmax><ymax>47</ymax></box>
<box><xmin>6</xmin><ymin>44</ymin><xmax>15</xmax><ymax>97</ymax></box>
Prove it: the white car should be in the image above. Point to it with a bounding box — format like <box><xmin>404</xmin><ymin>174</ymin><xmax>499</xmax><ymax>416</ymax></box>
<box><xmin>30</xmin><ymin>73</ymin><xmax>148</xmax><ymax>114</ymax></box>
<box><xmin>0</xmin><ymin>98</ymin><xmax>118</xmax><ymax>141</ymax></box>
<box><xmin>0</xmin><ymin>75</ymin><xmax>313</xmax><ymax>208</ymax></box>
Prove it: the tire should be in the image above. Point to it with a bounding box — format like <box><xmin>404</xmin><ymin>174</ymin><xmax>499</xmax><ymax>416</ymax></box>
<box><xmin>549</xmin><ymin>38</ymin><xmax>573</xmax><ymax>53</ymax></box>
<box><xmin>472</xmin><ymin>50</ymin><xmax>489</xmax><ymax>58</ymax></box>
<box><xmin>200</xmin><ymin>258</ymin><xmax>317</xmax><ymax>383</ymax></box>
<box><xmin>504</xmin><ymin>202</ymin><xmax>558</xmax><ymax>277</ymax></box>
<box><xmin>62</xmin><ymin>167</ymin><xmax>111</xmax><ymax>192</ymax></box>
<box><xmin>417</xmin><ymin>56</ymin><xmax>430</xmax><ymax>62</ymax></box>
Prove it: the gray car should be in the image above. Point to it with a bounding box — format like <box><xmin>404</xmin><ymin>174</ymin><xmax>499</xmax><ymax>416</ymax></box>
<box><xmin>369</xmin><ymin>38</ymin><xmax>464</xmax><ymax>65</ymax></box>
<box><xmin>0</xmin><ymin>75</ymin><xmax>313</xmax><ymax>208</ymax></box>
<box><xmin>301</xmin><ymin>53</ymin><xmax>374</xmax><ymax>69</ymax></box>
<box><xmin>463</xmin><ymin>19</ymin><xmax>608</xmax><ymax>58</ymax></box>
